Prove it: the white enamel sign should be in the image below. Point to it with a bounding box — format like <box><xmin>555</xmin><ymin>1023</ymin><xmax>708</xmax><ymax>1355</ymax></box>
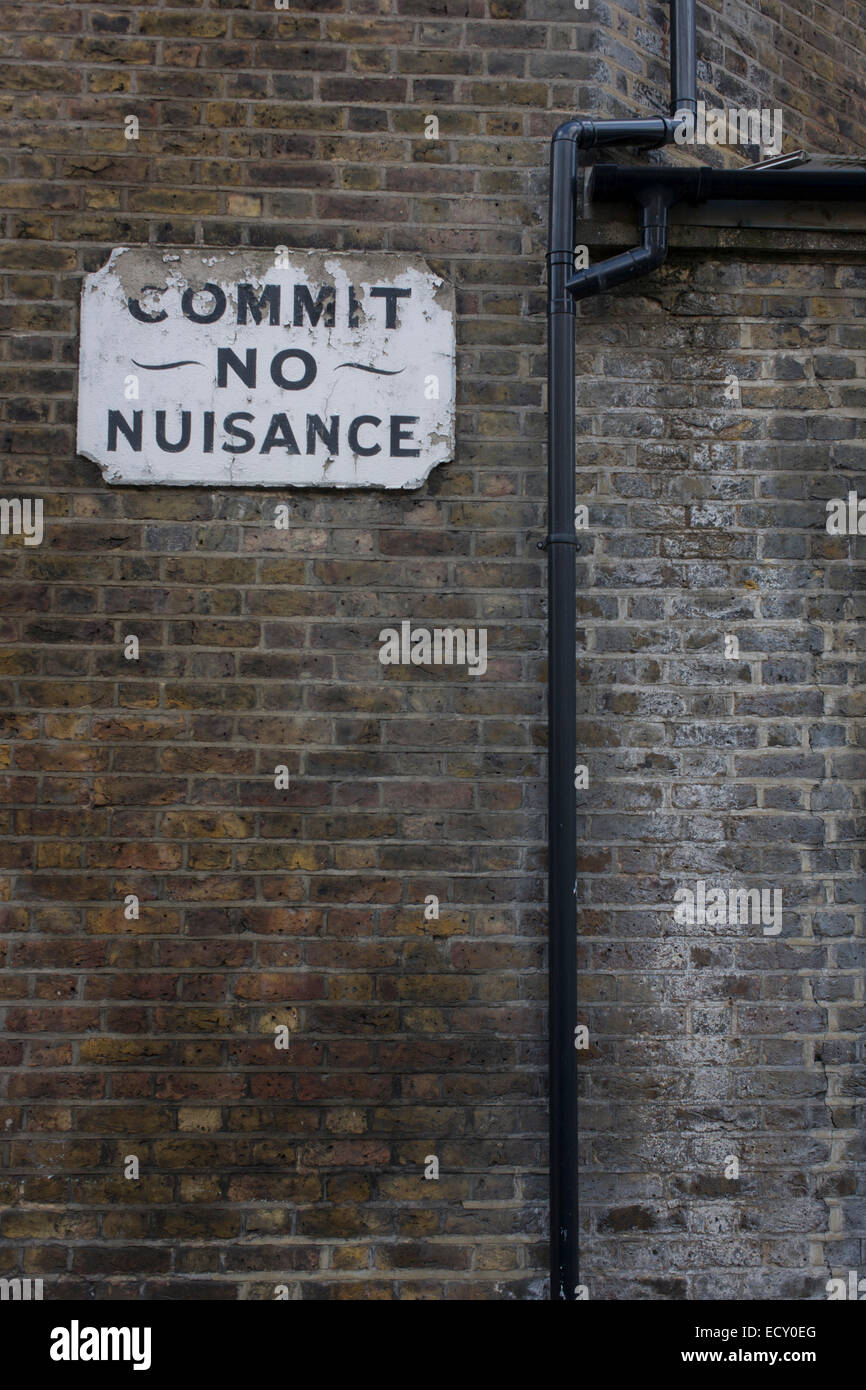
<box><xmin>77</xmin><ymin>248</ymin><xmax>455</xmax><ymax>488</ymax></box>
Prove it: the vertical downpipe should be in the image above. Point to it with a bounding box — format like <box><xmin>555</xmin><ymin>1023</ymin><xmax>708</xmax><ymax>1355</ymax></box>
<box><xmin>546</xmin><ymin>129</ymin><xmax>579</xmax><ymax>1301</ymax></box>
<box><xmin>543</xmin><ymin>0</ymin><xmax>694</xmax><ymax>1316</ymax></box>
<box><xmin>671</xmin><ymin>0</ymin><xmax>698</xmax><ymax>117</ymax></box>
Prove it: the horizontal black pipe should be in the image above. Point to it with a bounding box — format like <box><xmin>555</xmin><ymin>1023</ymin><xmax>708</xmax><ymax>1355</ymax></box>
<box><xmin>588</xmin><ymin>164</ymin><xmax>866</xmax><ymax>204</ymax></box>
<box><xmin>670</xmin><ymin>0</ymin><xmax>697</xmax><ymax>117</ymax></box>
<box><xmin>553</xmin><ymin>118</ymin><xmax>676</xmax><ymax>151</ymax></box>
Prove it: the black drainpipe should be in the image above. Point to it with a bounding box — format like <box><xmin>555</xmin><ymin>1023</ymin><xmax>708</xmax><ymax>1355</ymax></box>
<box><xmin>545</xmin><ymin>0</ymin><xmax>697</xmax><ymax>1305</ymax></box>
<box><xmin>670</xmin><ymin>0</ymin><xmax>697</xmax><ymax>121</ymax></box>
<box><xmin>545</xmin><ymin>0</ymin><xmax>866</xmax><ymax>1303</ymax></box>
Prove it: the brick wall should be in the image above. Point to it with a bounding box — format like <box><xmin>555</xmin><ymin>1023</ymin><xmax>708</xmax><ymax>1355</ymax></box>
<box><xmin>575</xmin><ymin>230</ymin><xmax>866</xmax><ymax>1298</ymax></box>
<box><xmin>587</xmin><ymin>0</ymin><xmax>866</xmax><ymax>159</ymax></box>
<box><xmin>0</xmin><ymin>1</ymin><xmax>864</xmax><ymax>1300</ymax></box>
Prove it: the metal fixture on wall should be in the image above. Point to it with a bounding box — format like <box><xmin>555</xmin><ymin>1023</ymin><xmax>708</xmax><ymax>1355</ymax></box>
<box><xmin>544</xmin><ymin>0</ymin><xmax>697</xmax><ymax>1306</ymax></box>
<box><xmin>670</xmin><ymin>0</ymin><xmax>697</xmax><ymax>120</ymax></box>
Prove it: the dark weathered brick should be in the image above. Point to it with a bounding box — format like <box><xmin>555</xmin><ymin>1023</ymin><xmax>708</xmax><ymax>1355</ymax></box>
<box><xmin>0</xmin><ymin>0</ymin><xmax>864</xmax><ymax>1305</ymax></box>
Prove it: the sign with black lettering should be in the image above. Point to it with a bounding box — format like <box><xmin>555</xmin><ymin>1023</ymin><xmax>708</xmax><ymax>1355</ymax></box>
<box><xmin>77</xmin><ymin>248</ymin><xmax>455</xmax><ymax>488</ymax></box>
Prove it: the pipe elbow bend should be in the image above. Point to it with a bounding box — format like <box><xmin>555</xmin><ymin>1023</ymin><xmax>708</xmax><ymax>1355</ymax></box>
<box><xmin>636</xmin><ymin>238</ymin><xmax>668</xmax><ymax>275</ymax></box>
<box><xmin>552</xmin><ymin>119</ymin><xmax>594</xmax><ymax>147</ymax></box>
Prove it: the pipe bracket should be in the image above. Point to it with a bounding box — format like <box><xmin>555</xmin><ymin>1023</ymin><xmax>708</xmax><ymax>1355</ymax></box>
<box><xmin>537</xmin><ymin>534</ymin><xmax>580</xmax><ymax>550</ymax></box>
